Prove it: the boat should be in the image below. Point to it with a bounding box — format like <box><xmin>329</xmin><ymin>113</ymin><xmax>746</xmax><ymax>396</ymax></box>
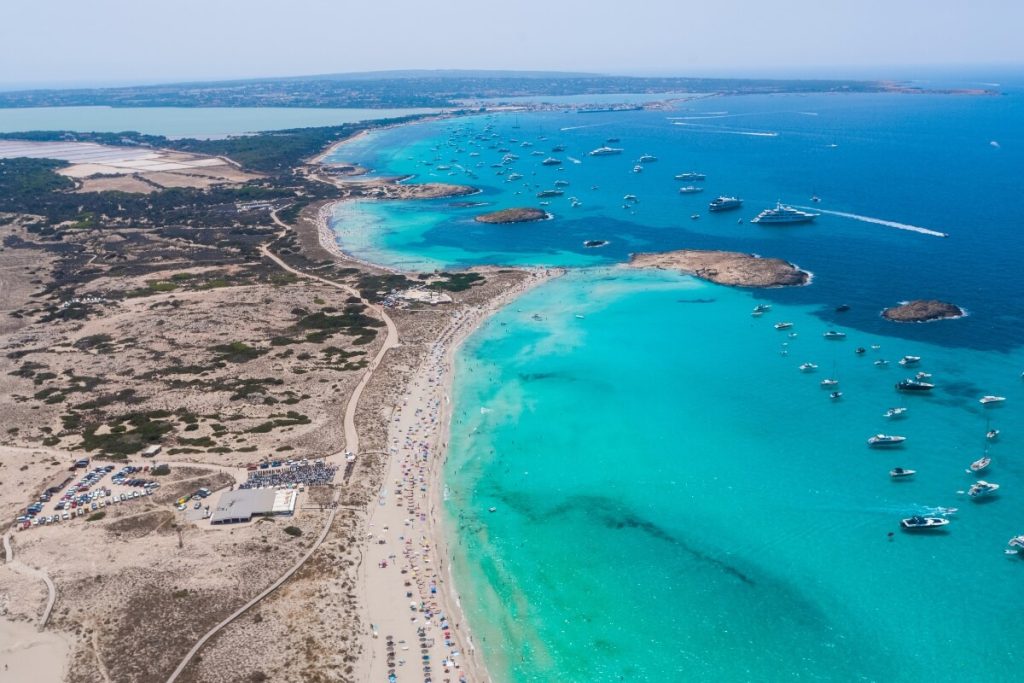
<box><xmin>868</xmin><ymin>434</ymin><xmax>906</xmax><ymax>447</ymax></box>
<box><xmin>1007</xmin><ymin>536</ymin><xmax>1024</xmax><ymax>555</ymax></box>
<box><xmin>836</xmin><ymin>304</ymin><xmax>850</xmax><ymax>312</ymax></box>
<box><xmin>554</xmin><ymin>179</ymin><xmax>570</xmax><ymax>187</ymax></box>
<box><xmin>751</xmin><ymin>304</ymin><xmax>772</xmax><ymax>316</ymax></box>
<box><xmin>623</xmin><ymin>194</ymin><xmax>639</xmax><ymax>204</ymax></box>
<box><xmin>588</xmin><ymin>146</ymin><xmax>623</xmax><ymax>157</ymax></box>
<box><xmin>799</xmin><ymin>362</ymin><xmax>818</xmax><ymax>372</ymax></box>
<box><xmin>632</xmin><ymin>164</ymin><xmax>644</xmax><ymax>174</ymax></box>
<box><xmin>968</xmin><ymin>480</ymin><xmax>1000</xmax><ymax>498</ymax></box>
<box><xmin>536</xmin><ymin>189</ymin><xmax>564</xmax><ymax>198</ymax></box>
<box><xmin>896</xmin><ymin>379</ymin><xmax>934</xmax><ymax>392</ymax></box>
<box><xmin>967</xmin><ymin>455</ymin><xmax>991</xmax><ymax>473</ymax></box>
<box><xmin>979</xmin><ymin>395</ymin><xmax>1006</xmax><ymax>405</ymax></box>
<box><xmin>986</xmin><ymin>429</ymin><xmax>1000</xmax><ymax>441</ymax></box>
<box><xmin>690</xmin><ymin>213</ymin><xmax>700</xmax><ymax>220</ymax></box>
<box><xmin>884</xmin><ymin>407</ymin><xmax>908</xmax><ymax>419</ymax></box>
<box><xmin>606</xmin><ymin>138</ymin><xmax>620</xmax><ymax>143</ymax></box>
<box><xmin>541</xmin><ymin>157</ymin><xmax>562</xmax><ymax>166</ymax></box>
<box><xmin>890</xmin><ymin>467</ymin><xmax>916</xmax><ymax>478</ymax></box>
<box><xmin>678</xmin><ymin>186</ymin><xmax>704</xmax><ymax>194</ymax></box>
<box><xmin>820</xmin><ymin>378</ymin><xmax>839</xmax><ymax>387</ymax></box>
<box><xmin>638</xmin><ymin>154</ymin><xmax>657</xmax><ymax>163</ymax></box>
<box><xmin>551</xmin><ymin>145</ymin><xmax>566</xmax><ymax>152</ymax></box>
<box><xmin>774</xmin><ymin>322</ymin><xmax>794</xmax><ymax>330</ymax></box>
<box><xmin>900</xmin><ymin>516</ymin><xmax>950</xmax><ymax>530</ymax></box>
<box><xmin>751</xmin><ymin>202</ymin><xmax>819</xmax><ymax>225</ymax></box>
<box><xmin>811</xmin><ymin>195</ymin><xmax>822</xmax><ymax>203</ymax></box>
<box><xmin>675</xmin><ymin>172</ymin><xmax>705</xmax><ymax>181</ymax></box>
<box><xmin>709</xmin><ymin>196</ymin><xmax>743</xmax><ymax>212</ymax></box>
<box><xmin>823</xmin><ymin>331</ymin><xmax>847</xmax><ymax>340</ymax></box>
<box><xmin>915</xmin><ymin>371</ymin><xmax>932</xmax><ymax>380</ymax></box>
<box><xmin>855</xmin><ymin>347</ymin><xmax>867</xmax><ymax>355</ymax></box>
<box><xmin>874</xmin><ymin>359</ymin><xmax>890</xmax><ymax>367</ymax></box>
<box><xmin>898</xmin><ymin>355</ymin><xmax>921</xmax><ymax>366</ymax></box>
<box><xmin>830</xmin><ymin>391</ymin><xmax>843</xmax><ymax>400</ymax></box>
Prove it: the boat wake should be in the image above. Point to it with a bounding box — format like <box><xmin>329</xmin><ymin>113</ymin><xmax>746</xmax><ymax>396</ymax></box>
<box><xmin>559</xmin><ymin>123</ymin><xmax>604</xmax><ymax>131</ymax></box>
<box><xmin>796</xmin><ymin>207</ymin><xmax>949</xmax><ymax>238</ymax></box>
<box><xmin>671</xmin><ymin>122</ymin><xmax>779</xmax><ymax>137</ymax></box>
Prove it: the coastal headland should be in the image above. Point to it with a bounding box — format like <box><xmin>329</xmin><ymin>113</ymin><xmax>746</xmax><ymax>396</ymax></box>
<box><xmin>629</xmin><ymin>249</ymin><xmax>811</xmax><ymax>287</ymax></box>
<box><xmin>474</xmin><ymin>207</ymin><xmax>549</xmax><ymax>224</ymax></box>
<box><xmin>881</xmin><ymin>299</ymin><xmax>965</xmax><ymax>322</ymax></box>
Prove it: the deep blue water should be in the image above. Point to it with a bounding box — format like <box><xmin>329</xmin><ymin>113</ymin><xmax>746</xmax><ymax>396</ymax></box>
<box><xmin>325</xmin><ymin>85</ymin><xmax>1024</xmax><ymax>682</ymax></box>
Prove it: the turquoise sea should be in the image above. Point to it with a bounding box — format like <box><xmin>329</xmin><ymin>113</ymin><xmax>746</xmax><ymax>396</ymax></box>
<box><xmin>326</xmin><ymin>82</ymin><xmax>1024</xmax><ymax>681</ymax></box>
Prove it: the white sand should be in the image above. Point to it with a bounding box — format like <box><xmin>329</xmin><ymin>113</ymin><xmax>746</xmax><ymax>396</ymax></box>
<box><xmin>0</xmin><ymin>618</ymin><xmax>68</xmax><ymax>683</ymax></box>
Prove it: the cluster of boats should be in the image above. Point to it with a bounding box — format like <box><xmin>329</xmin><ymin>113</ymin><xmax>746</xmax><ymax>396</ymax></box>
<box><xmin>758</xmin><ymin>314</ymin><xmax>1018</xmax><ymax>547</ymax></box>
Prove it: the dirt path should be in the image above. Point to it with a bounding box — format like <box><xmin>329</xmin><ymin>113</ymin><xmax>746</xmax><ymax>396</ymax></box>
<box><xmin>2</xmin><ymin>532</ymin><xmax>56</xmax><ymax>628</ymax></box>
<box><xmin>166</xmin><ymin>210</ymin><xmax>399</xmax><ymax>682</ymax></box>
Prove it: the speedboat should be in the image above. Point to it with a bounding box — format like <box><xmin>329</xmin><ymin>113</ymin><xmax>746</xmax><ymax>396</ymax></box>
<box><xmin>968</xmin><ymin>480</ymin><xmax>1000</xmax><ymax>498</ymax></box>
<box><xmin>830</xmin><ymin>391</ymin><xmax>843</xmax><ymax>400</ymax></box>
<box><xmin>675</xmin><ymin>172</ymin><xmax>706</xmax><ymax>181</ymax></box>
<box><xmin>986</xmin><ymin>429</ymin><xmax>1000</xmax><ymax>441</ymax></box>
<box><xmin>901</xmin><ymin>516</ymin><xmax>950</xmax><ymax>530</ymax></box>
<box><xmin>874</xmin><ymin>359</ymin><xmax>890</xmax><ymax>367</ymax></box>
<box><xmin>868</xmin><ymin>434</ymin><xmax>906</xmax><ymax>447</ymax></box>
<box><xmin>967</xmin><ymin>456</ymin><xmax>991</xmax><ymax>474</ymax></box>
<box><xmin>709</xmin><ymin>196</ymin><xmax>743</xmax><ymax>212</ymax></box>
<box><xmin>836</xmin><ymin>304</ymin><xmax>850</xmax><ymax>312</ymax></box>
<box><xmin>823</xmin><ymin>331</ymin><xmax>847</xmax><ymax>340</ymax></box>
<box><xmin>855</xmin><ymin>347</ymin><xmax>867</xmax><ymax>355</ymax></box>
<box><xmin>980</xmin><ymin>395</ymin><xmax>1006</xmax><ymax>405</ymax></box>
<box><xmin>1007</xmin><ymin>535</ymin><xmax>1024</xmax><ymax>555</ymax></box>
<box><xmin>638</xmin><ymin>154</ymin><xmax>657</xmax><ymax>163</ymax></box>
<box><xmin>623</xmin><ymin>194</ymin><xmax>639</xmax><ymax>204</ymax></box>
<box><xmin>896</xmin><ymin>379</ymin><xmax>934</xmax><ymax>392</ymax></box>
<box><xmin>884</xmin><ymin>407</ymin><xmax>908</xmax><ymax>419</ymax></box>
<box><xmin>890</xmin><ymin>467</ymin><xmax>916</xmax><ymax>479</ymax></box>
<box><xmin>752</xmin><ymin>304</ymin><xmax>772</xmax><ymax>316</ymax></box>
<box><xmin>774</xmin><ymin>322</ymin><xmax>794</xmax><ymax>330</ymax></box>
<box><xmin>799</xmin><ymin>362</ymin><xmax>818</xmax><ymax>372</ymax></box>
<box><xmin>751</xmin><ymin>202</ymin><xmax>819</xmax><ymax>225</ymax></box>
<box><xmin>554</xmin><ymin>179</ymin><xmax>570</xmax><ymax>187</ymax></box>
<box><xmin>536</xmin><ymin>189</ymin><xmax>564</xmax><ymax>198</ymax></box>
<box><xmin>915</xmin><ymin>371</ymin><xmax>932</xmax><ymax>380</ymax></box>
<box><xmin>541</xmin><ymin>157</ymin><xmax>562</xmax><ymax>166</ymax></box>
<box><xmin>678</xmin><ymin>186</ymin><xmax>704</xmax><ymax>194</ymax></box>
<box><xmin>820</xmin><ymin>378</ymin><xmax>839</xmax><ymax>387</ymax></box>
<box><xmin>588</xmin><ymin>146</ymin><xmax>623</xmax><ymax>157</ymax></box>
<box><xmin>898</xmin><ymin>355</ymin><xmax>921</xmax><ymax>366</ymax></box>
<box><xmin>632</xmin><ymin>164</ymin><xmax>644</xmax><ymax>173</ymax></box>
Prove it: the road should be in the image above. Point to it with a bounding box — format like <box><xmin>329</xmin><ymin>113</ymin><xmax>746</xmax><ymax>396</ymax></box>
<box><xmin>166</xmin><ymin>210</ymin><xmax>399</xmax><ymax>681</ymax></box>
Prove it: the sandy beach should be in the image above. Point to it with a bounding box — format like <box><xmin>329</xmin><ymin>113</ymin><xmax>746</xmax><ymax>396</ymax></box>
<box><xmin>0</xmin><ymin>618</ymin><xmax>69</xmax><ymax>682</ymax></box>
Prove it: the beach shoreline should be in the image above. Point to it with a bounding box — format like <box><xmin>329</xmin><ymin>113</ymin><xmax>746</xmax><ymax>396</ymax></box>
<box><xmin>316</xmin><ymin>126</ymin><xmax>562</xmax><ymax>682</ymax></box>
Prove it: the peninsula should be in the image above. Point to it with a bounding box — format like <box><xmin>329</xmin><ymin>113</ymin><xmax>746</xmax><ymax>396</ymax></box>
<box><xmin>629</xmin><ymin>249</ymin><xmax>810</xmax><ymax>288</ymax></box>
<box><xmin>882</xmin><ymin>299</ymin><xmax>965</xmax><ymax>322</ymax></box>
<box><xmin>474</xmin><ymin>207</ymin><xmax>549</xmax><ymax>224</ymax></box>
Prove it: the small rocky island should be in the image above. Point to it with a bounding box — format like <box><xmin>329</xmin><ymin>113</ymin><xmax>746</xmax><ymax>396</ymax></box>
<box><xmin>882</xmin><ymin>299</ymin><xmax>965</xmax><ymax>322</ymax></box>
<box><xmin>474</xmin><ymin>207</ymin><xmax>549</xmax><ymax>224</ymax></box>
<box><xmin>629</xmin><ymin>249</ymin><xmax>810</xmax><ymax>288</ymax></box>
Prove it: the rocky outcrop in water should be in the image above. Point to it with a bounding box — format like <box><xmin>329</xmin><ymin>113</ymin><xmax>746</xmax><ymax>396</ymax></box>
<box><xmin>474</xmin><ymin>208</ymin><xmax>549</xmax><ymax>224</ymax></box>
<box><xmin>628</xmin><ymin>249</ymin><xmax>810</xmax><ymax>288</ymax></box>
<box><xmin>882</xmin><ymin>300</ymin><xmax>964</xmax><ymax>322</ymax></box>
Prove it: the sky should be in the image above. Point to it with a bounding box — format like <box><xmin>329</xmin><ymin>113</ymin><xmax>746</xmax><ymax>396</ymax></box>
<box><xmin>1</xmin><ymin>0</ymin><xmax>1022</xmax><ymax>88</ymax></box>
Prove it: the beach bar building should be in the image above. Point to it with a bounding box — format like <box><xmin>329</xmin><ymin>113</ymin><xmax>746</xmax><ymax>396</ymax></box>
<box><xmin>210</xmin><ymin>489</ymin><xmax>297</xmax><ymax>525</ymax></box>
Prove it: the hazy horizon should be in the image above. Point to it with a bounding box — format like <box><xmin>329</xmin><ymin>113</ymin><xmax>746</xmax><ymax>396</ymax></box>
<box><xmin>2</xmin><ymin>0</ymin><xmax>1022</xmax><ymax>90</ymax></box>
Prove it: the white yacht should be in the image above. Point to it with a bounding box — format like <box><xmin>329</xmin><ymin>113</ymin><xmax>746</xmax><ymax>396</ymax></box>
<box><xmin>980</xmin><ymin>395</ymin><xmax>1006</xmax><ymax>405</ymax></box>
<box><xmin>751</xmin><ymin>202</ymin><xmax>819</xmax><ymax>225</ymax></box>
<box><xmin>588</xmin><ymin>146</ymin><xmax>623</xmax><ymax>157</ymax></box>
<box><xmin>968</xmin><ymin>480</ymin><xmax>1000</xmax><ymax>498</ymax></box>
<box><xmin>890</xmin><ymin>467</ymin><xmax>916</xmax><ymax>479</ymax></box>
<box><xmin>901</xmin><ymin>516</ymin><xmax>950</xmax><ymax>530</ymax></box>
<box><xmin>678</xmin><ymin>186</ymin><xmax>704</xmax><ymax>194</ymax></box>
<box><xmin>638</xmin><ymin>154</ymin><xmax>657</xmax><ymax>163</ymax></box>
<box><xmin>799</xmin><ymin>362</ymin><xmax>818</xmax><ymax>372</ymax></box>
<box><xmin>774</xmin><ymin>321</ymin><xmax>794</xmax><ymax>330</ymax></box>
<box><xmin>868</xmin><ymin>434</ymin><xmax>906</xmax><ymax>447</ymax></box>
<box><xmin>675</xmin><ymin>172</ymin><xmax>706</xmax><ymax>181</ymax></box>
<box><xmin>967</xmin><ymin>455</ymin><xmax>991</xmax><ymax>474</ymax></box>
<box><xmin>884</xmin><ymin>407</ymin><xmax>908</xmax><ymax>419</ymax></box>
<box><xmin>709</xmin><ymin>196</ymin><xmax>743</xmax><ymax>212</ymax></box>
<box><xmin>823</xmin><ymin>331</ymin><xmax>847</xmax><ymax>340</ymax></box>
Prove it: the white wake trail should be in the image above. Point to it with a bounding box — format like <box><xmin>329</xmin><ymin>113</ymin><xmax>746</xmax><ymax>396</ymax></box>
<box><xmin>797</xmin><ymin>207</ymin><xmax>948</xmax><ymax>238</ymax></box>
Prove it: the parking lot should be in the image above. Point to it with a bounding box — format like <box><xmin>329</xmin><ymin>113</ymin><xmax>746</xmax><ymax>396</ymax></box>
<box><xmin>240</xmin><ymin>459</ymin><xmax>337</xmax><ymax>490</ymax></box>
<box><xmin>14</xmin><ymin>460</ymin><xmax>163</xmax><ymax>531</ymax></box>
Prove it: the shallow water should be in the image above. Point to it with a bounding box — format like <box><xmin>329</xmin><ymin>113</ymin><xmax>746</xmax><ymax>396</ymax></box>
<box><xmin>328</xmin><ymin>89</ymin><xmax>1024</xmax><ymax>681</ymax></box>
